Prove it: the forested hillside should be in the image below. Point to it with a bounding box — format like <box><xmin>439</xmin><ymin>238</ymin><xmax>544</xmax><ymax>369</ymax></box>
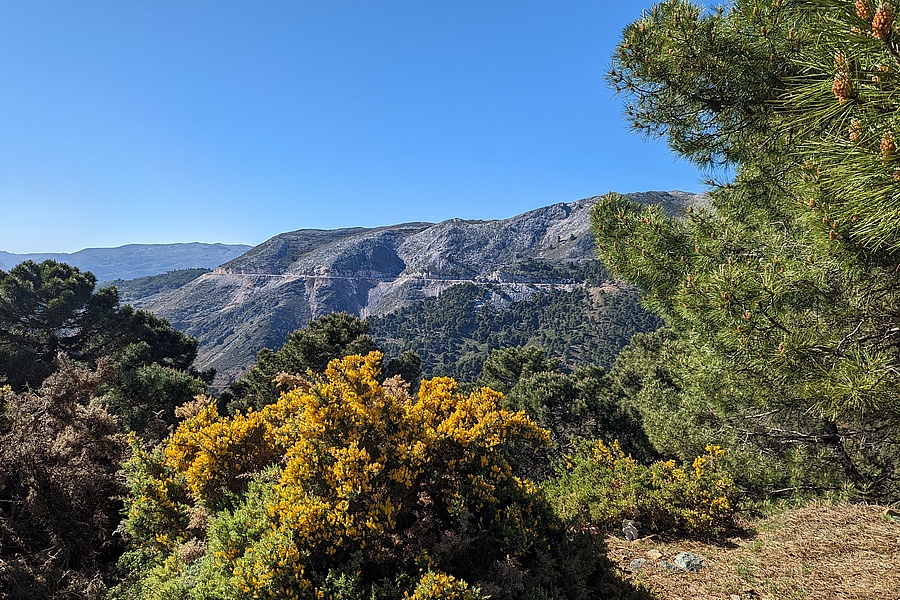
<box><xmin>105</xmin><ymin>269</ymin><xmax>211</xmax><ymax>303</ymax></box>
<box><xmin>369</xmin><ymin>278</ymin><xmax>661</xmax><ymax>382</ymax></box>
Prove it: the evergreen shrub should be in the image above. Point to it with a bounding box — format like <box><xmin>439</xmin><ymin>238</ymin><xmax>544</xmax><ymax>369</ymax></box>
<box><xmin>547</xmin><ymin>441</ymin><xmax>736</xmax><ymax>537</ymax></box>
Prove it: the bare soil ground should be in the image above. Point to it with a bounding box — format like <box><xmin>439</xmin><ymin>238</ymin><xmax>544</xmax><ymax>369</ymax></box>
<box><xmin>606</xmin><ymin>502</ymin><xmax>900</xmax><ymax>600</ymax></box>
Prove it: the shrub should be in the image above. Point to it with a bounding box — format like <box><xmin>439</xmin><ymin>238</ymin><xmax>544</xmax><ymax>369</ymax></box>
<box><xmin>0</xmin><ymin>360</ymin><xmax>128</xmax><ymax>599</ymax></box>
<box><xmin>408</xmin><ymin>572</ymin><xmax>487</xmax><ymax>600</ymax></box>
<box><xmin>547</xmin><ymin>440</ymin><xmax>736</xmax><ymax>537</ymax></box>
<box><xmin>118</xmin><ymin>352</ymin><xmax>638</xmax><ymax>599</ymax></box>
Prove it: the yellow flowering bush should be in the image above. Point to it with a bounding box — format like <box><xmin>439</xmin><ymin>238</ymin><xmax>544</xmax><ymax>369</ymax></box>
<box><xmin>121</xmin><ymin>437</ymin><xmax>193</xmax><ymax>555</ymax></box>
<box><xmin>164</xmin><ymin>401</ymin><xmax>279</xmax><ymax>507</ymax></box>
<box><xmin>120</xmin><ymin>352</ymin><xmax>615</xmax><ymax>600</ymax></box>
<box><xmin>407</xmin><ymin>571</ymin><xmax>487</xmax><ymax>600</ymax></box>
<box><xmin>547</xmin><ymin>441</ymin><xmax>735</xmax><ymax>536</ymax></box>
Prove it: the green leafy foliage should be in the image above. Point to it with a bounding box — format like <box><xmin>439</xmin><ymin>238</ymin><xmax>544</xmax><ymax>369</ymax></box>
<box><xmin>782</xmin><ymin>0</ymin><xmax>900</xmax><ymax>253</ymax></box>
<box><xmin>105</xmin><ymin>351</ymin><xmax>210</xmax><ymax>437</ymax></box>
<box><xmin>0</xmin><ymin>260</ymin><xmax>207</xmax><ymax>437</ymax></box>
<box><xmin>505</xmin><ymin>365</ymin><xmax>656</xmax><ymax>466</ymax></box>
<box><xmin>495</xmin><ymin>258</ymin><xmax>609</xmax><ymax>286</ymax></box>
<box><xmin>478</xmin><ymin>346</ymin><xmax>560</xmax><ymax>394</ymax></box>
<box><xmin>223</xmin><ymin>312</ymin><xmax>379</xmax><ymax>412</ymax></box>
<box><xmin>0</xmin><ymin>259</ymin><xmax>119</xmax><ymax>389</ymax></box>
<box><xmin>474</xmin><ymin>347</ymin><xmax>654</xmax><ymax>481</ymax></box>
<box><xmin>104</xmin><ymin>269</ymin><xmax>211</xmax><ymax>303</ymax></box>
<box><xmin>607</xmin><ymin>0</ymin><xmax>802</xmax><ymax>168</ymax></box>
<box><xmin>117</xmin><ymin>353</ymin><xmax>642</xmax><ymax>600</ymax></box>
<box><xmin>382</xmin><ymin>349</ymin><xmax>423</xmax><ymax>392</ymax></box>
<box><xmin>596</xmin><ymin>0</ymin><xmax>900</xmax><ymax>499</ymax></box>
<box><xmin>0</xmin><ymin>261</ymin><xmax>198</xmax><ymax>390</ymax></box>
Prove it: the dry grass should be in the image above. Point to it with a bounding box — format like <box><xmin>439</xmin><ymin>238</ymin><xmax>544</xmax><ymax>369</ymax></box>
<box><xmin>606</xmin><ymin>502</ymin><xmax>900</xmax><ymax>600</ymax></box>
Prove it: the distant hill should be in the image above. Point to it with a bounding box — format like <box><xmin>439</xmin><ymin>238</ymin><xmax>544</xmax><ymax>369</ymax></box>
<box><xmin>0</xmin><ymin>243</ymin><xmax>253</xmax><ymax>283</ymax></box>
<box><xmin>132</xmin><ymin>191</ymin><xmax>702</xmax><ymax>386</ymax></box>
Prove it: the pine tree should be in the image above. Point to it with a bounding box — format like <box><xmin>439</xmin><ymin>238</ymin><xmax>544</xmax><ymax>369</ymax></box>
<box><xmin>223</xmin><ymin>312</ymin><xmax>379</xmax><ymax>412</ymax></box>
<box><xmin>0</xmin><ymin>260</ymin><xmax>205</xmax><ymax>437</ymax></box>
<box><xmin>596</xmin><ymin>0</ymin><xmax>900</xmax><ymax>499</ymax></box>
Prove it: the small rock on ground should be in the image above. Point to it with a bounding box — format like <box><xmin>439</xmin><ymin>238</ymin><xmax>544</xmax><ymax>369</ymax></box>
<box><xmin>673</xmin><ymin>551</ymin><xmax>706</xmax><ymax>572</ymax></box>
<box><xmin>660</xmin><ymin>560</ymin><xmax>682</xmax><ymax>571</ymax></box>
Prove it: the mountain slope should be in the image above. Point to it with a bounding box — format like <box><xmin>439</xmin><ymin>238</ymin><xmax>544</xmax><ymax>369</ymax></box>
<box><xmin>0</xmin><ymin>243</ymin><xmax>252</xmax><ymax>283</ymax></box>
<box><xmin>368</xmin><ymin>280</ymin><xmax>662</xmax><ymax>381</ymax></box>
<box><xmin>135</xmin><ymin>192</ymin><xmax>702</xmax><ymax>384</ymax></box>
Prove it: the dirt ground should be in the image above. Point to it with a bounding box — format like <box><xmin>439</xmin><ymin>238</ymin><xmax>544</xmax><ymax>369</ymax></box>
<box><xmin>606</xmin><ymin>502</ymin><xmax>900</xmax><ymax>600</ymax></box>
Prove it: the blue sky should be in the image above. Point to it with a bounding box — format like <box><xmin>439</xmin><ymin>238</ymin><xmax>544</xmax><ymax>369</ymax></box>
<box><xmin>1</xmin><ymin>1</ymin><xmax>706</xmax><ymax>254</ymax></box>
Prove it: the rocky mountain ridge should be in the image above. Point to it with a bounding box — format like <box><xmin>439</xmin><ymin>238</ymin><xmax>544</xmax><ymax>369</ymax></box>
<box><xmin>134</xmin><ymin>192</ymin><xmax>702</xmax><ymax>384</ymax></box>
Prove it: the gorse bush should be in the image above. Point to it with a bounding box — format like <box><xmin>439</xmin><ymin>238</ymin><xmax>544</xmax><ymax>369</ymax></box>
<box><xmin>407</xmin><ymin>572</ymin><xmax>487</xmax><ymax>600</ymax></box>
<box><xmin>547</xmin><ymin>441</ymin><xmax>735</xmax><ymax>537</ymax></box>
<box><xmin>117</xmin><ymin>352</ymin><xmax>637</xmax><ymax>599</ymax></box>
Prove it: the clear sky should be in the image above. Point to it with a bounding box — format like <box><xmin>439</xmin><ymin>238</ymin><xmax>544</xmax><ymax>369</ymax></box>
<box><xmin>1</xmin><ymin>1</ymin><xmax>706</xmax><ymax>254</ymax></box>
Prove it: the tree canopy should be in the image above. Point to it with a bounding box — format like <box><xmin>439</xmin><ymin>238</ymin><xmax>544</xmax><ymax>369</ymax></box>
<box><xmin>0</xmin><ymin>260</ymin><xmax>207</xmax><ymax>436</ymax></box>
<box><xmin>0</xmin><ymin>260</ymin><xmax>197</xmax><ymax>391</ymax></box>
<box><xmin>593</xmin><ymin>0</ymin><xmax>900</xmax><ymax>499</ymax></box>
<box><xmin>224</xmin><ymin>312</ymin><xmax>380</xmax><ymax>412</ymax></box>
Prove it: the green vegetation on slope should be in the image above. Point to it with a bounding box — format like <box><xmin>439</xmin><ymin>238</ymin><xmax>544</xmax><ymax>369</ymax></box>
<box><xmin>104</xmin><ymin>268</ymin><xmax>212</xmax><ymax>303</ymax></box>
<box><xmin>0</xmin><ymin>261</ymin><xmax>210</xmax><ymax>598</ymax></box>
<box><xmin>12</xmin><ymin>2</ymin><xmax>900</xmax><ymax>597</ymax></box>
<box><xmin>369</xmin><ymin>279</ymin><xmax>661</xmax><ymax>383</ymax></box>
<box><xmin>116</xmin><ymin>353</ymin><xmax>648</xmax><ymax>600</ymax></box>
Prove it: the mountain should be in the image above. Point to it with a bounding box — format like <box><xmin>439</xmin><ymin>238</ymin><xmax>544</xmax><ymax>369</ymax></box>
<box><xmin>133</xmin><ymin>192</ymin><xmax>703</xmax><ymax>385</ymax></box>
<box><xmin>0</xmin><ymin>243</ymin><xmax>253</xmax><ymax>283</ymax></box>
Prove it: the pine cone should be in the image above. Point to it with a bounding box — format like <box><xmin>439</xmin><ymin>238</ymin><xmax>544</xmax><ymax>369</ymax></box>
<box><xmin>857</xmin><ymin>0</ymin><xmax>873</xmax><ymax>20</ymax></box>
<box><xmin>834</xmin><ymin>51</ymin><xmax>850</xmax><ymax>71</ymax></box>
<box><xmin>872</xmin><ymin>3</ymin><xmax>894</xmax><ymax>41</ymax></box>
<box><xmin>833</xmin><ymin>73</ymin><xmax>854</xmax><ymax>102</ymax></box>
<box><xmin>881</xmin><ymin>133</ymin><xmax>896</xmax><ymax>161</ymax></box>
<box><xmin>850</xmin><ymin>118</ymin><xmax>864</xmax><ymax>143</ymax></box>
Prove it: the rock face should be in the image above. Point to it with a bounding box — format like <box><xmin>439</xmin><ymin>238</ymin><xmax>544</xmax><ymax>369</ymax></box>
<box><xmin>0</xmin><ymin>243</ymin><xmax>253</xmax><ymax>283</ymax></box>
<box><xmin>135</xmin><ymin>192</ymin><xmax>702</xmax><ymax>385</ymax></box>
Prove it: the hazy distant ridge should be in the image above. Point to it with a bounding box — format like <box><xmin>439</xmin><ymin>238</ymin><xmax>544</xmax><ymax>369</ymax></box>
<box><xmin>0</xmin><ymin>242</ymin><xmax>253</xmax><ymax>282</ymax></box>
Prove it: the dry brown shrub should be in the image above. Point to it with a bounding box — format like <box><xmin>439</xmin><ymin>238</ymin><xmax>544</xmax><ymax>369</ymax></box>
<box><xmin>0</xmin><ymin>357</ymin><xmax>128</xmax><ymax>599</ymax></box>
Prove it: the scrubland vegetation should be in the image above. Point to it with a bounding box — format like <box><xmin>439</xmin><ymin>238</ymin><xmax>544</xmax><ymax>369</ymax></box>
<box><xmin>5</xmin><ymin>0</ymin><xmax>900</xmax><ymax>597</ymax></box>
